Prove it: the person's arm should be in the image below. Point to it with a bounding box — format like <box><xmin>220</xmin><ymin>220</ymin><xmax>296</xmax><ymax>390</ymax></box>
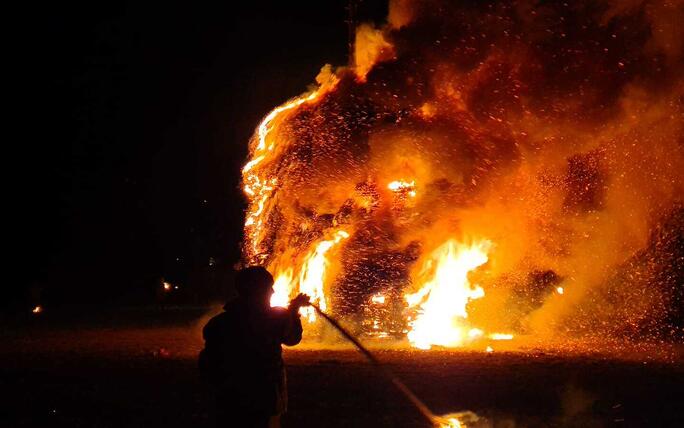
<box><xmin>281</xmin><ymin>294</ymin><xmax>309</xmax><ymax>346</ymax></box>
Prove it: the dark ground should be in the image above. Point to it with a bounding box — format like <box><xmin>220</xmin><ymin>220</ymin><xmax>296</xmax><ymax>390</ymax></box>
<box><xmin>2</xmin><ymin>307</ymin><xmax>682</xmax><ymax>428</ymax></box>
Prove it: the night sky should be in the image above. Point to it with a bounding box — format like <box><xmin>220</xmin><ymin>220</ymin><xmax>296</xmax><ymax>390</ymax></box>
<box><xmin>11</xmin><ymin>1</ymin><xmax>387</xmax><ymax>308</ymax></box>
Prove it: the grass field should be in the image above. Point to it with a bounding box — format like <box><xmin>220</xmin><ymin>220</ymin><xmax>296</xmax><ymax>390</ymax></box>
<box><xmin>2</xmin><ymin>306</ymin><xmax>682</xmax><ymax>427</ymax></box>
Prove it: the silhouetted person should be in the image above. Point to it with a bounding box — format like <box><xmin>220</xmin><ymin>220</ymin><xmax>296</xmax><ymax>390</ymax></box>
<box><xmin>199</xmin><ymin>266</ymin><xmax>309</xmax><ymax>428</ymax></box>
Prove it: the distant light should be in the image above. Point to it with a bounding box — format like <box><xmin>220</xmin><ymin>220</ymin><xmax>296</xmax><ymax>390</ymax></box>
<box><xmin>163</xmin><ymin>282</ymin><xmax>172</xmax><ymax>291</ymax></box>
<box><xmin>556</xmin><ymin>286</ymin><xmax>564</xmax><ymax>295</ymax></box>
<box><xmin>32</xmin><ymin>305</ymin><xmax>42</xmax><ymax>314</ymax></box>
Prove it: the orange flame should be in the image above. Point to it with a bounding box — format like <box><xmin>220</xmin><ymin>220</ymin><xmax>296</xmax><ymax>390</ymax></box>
<box><xmin>270</xmin><ymin>230</ymin><xmax>349</xmax><ymax>322</ymax></box>
<box><xmin>434</xmin><ymin>411</ymin><xmax>483</xmax><ymax>428</ymax></box>
<box><xmin>242</xmin><ymin>73</ymin><xmax>339</xmax><ymax>262</ymax></box>
<box><xmin>388</xmin><ymin>179</ymin><xmax>417</xmax><ymax>198</ymax></box>
<box><xmin>438</xmin><ymin>418</ymin><xmax>463</xmax><ymax>428</ymax></box>
<box><xmin>406</xmin><ymin>239</ymin><xmax>491</xmax><ymax>349</ymax></box>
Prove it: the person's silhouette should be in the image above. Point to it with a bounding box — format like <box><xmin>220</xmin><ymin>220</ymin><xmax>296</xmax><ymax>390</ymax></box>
<box><xmin>199</xmin><ymin>266</ymin><xmax>309</xmax><ymax>428</ymax></box>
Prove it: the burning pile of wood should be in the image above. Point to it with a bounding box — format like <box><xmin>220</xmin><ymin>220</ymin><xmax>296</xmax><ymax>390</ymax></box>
<box><xmin>240</xmin><ymin>0</ymin><xmax>684</xmax><ymax>348</ymax></box>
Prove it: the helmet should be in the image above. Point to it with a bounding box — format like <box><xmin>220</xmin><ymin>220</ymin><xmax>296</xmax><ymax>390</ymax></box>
<box><xmin>235</xmin><ymin>266</ymin><xmax>274</xmax><ymax>296</ymax></box>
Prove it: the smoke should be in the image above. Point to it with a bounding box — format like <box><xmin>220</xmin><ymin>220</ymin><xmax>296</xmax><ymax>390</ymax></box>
<box><xmin>353</xmin><ymin>24</ymin><xmax>395</xmax><ymax>81</ymax></box>
<box><xmin>243</xmin><ymin>0</ymin><xmax>684</xmax><ymax>342</ymax></box>
<box><xmin>388</xmin><ymin>0</ymin><xmax>414</xmax><ymax>29</ymax></box>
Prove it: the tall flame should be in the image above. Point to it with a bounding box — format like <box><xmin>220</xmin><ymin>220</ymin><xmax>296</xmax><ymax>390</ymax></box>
<box><xmin>242</xmin><ymin>71</ymin><xmax>339</xmax><ymax>263</ymax></box>
<box><xmin>406</xmin><ymin>240</ymin><xmax>491</xmax><ymax>350</ymax></box>
<box><xmin>270</xmin><ymin>230</ymin><xmax>349</xmax><ymax>322</ymax></box>
<box><xmin>270</xmin><ymin>268</ymin><xmax>293</xmax><ymax>308</ymax></box>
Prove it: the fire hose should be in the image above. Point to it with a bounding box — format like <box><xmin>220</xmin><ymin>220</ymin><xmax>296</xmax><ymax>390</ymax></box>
<box><xmin>309</xmin><ymin>303</ymin><xmax>442</xmax><ymax>427</ymax></box>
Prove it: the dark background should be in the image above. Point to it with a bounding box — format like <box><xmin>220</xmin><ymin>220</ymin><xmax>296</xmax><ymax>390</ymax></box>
<box><xmin>10</xmin><ymin>1</ymin><xmax>387</xmax><ymax>309</ymax></box>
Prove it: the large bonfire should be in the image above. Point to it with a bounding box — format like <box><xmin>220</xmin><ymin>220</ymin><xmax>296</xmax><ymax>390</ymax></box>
<box><xmin>241</xmin><ymin>0</ymin><xmax>684</xmax><ymax>349</ymax></box>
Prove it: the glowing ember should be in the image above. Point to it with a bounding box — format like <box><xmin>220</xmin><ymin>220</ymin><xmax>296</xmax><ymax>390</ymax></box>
<box><xmin>434</xmin><ymin>411</ymin><xmax>483</xmax><ymax>428</ymax></box>
<box><xmin>371</xmin><ymin>294</ymin><xmax>386</xmax><ymax>305</ymax></box>
<box><xmin>486</xmin><ymin>346</ymin><xmax>494</xmax><ymax>353</ymax></box>
<box><xmin>556</xmin><ymin>286</ymin><xmax>564</xmax><ymax>295</ymax></box>
<box><xmin>162</xmin><ymin>281</ymin><xmax>172</xmax><ymax>292</ymax></box>
<box><xmin>406</xmin><ymin>240</ymin><xmax>491</xmax><ymax>349</ymax></box>
<box><xmin>388</xmin><ymin>180</ymin><xmax>415</xmax><ymax>191</ymax></box>
<box><xmin>438</xmin><ymin>418</ymin><xmax>463</xmax><ymax>428</ymax></box>
<box><xmin>489</xmin><ymin>333</ymin><xmax>514</xmax><ymax>341</ymax></box>
<box><xmin>388</xmin><ymin>179</ymin><xmax>417</xmax><ymax>198</ymax></box>
<box><xmin>32</xmin><ymin>305</ymin><xmax>42</xmax><ymax>314</ymax></box>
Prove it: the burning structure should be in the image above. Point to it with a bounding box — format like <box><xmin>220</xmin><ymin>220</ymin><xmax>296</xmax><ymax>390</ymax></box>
<box><xmin>241</xmin><ymin>0</ymin><xmax>683</xmax><ymax>349</ymax></box>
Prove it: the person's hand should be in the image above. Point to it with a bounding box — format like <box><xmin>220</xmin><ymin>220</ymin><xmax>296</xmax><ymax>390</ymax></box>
<box><xmin>289</xmin><ymin>293</ymin><xmax>311</xmax><ymax>310</ymax></box>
